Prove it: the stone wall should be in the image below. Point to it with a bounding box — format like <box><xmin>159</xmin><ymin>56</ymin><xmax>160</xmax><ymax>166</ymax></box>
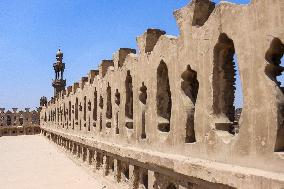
<box><xmin>0</xmin><ymin>108</ymin><xmax>40</xmax><ymax>136</ymax></box>
<box><xmin>40</xmin><ymin>0</ymin><xmax>284</xmax><ymax>188</ymax></box>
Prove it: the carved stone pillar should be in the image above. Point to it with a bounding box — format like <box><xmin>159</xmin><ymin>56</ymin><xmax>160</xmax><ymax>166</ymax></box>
<box><xmin>88</xmin><ymin>149</ymin><xmax>94</xmax><ymax>165</ymax></box>
<box><xmin>113</xmin><ymin>159</ymin><xmax>118</xmax><ymax>181</ymax></box>
<box><xmin>93</xmin><ymin>150</ymin><xmax>97</xmax><ymax>171</ymax></box>
<box><xmin>103</xmin><ymin>155</ymin><xmax>108</xmax><ymax>176</ymax></box>
<box><xmin>148</xmin><ymin>170</ymin><xmax>156</xmax><ymax>189</ymax></box>
<box><xmin>130</xmin><ymin>165</ymin><xmax>139</xmax><ymax>189</ymax></box>
<box><xmin>116</xmin><ymin>159</ymin><xmax>122</xmax><ymax>183</ymax></box>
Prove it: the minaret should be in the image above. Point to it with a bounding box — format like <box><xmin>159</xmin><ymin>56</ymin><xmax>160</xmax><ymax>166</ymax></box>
<box><xmin>52</xmin><ymin>49</ymin><xmax>66</xmax><ymax>96</ymax></box>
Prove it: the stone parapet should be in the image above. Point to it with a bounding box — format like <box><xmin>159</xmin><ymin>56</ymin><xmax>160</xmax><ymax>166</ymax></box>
<box><xmin>0</xmin><ymin>126</ymin><xmax>41</xmax><ymax>137</ymax></box>
<box><xmin>0</xmin><ymin>108</ymin><xmax>40</xmax><ymax>127</ymax></box>
<box><xmin>40</xmin><ymin>0</ymin><xmax>284</xmax><ymax>188</ymax></box>
<box><xmin>41</xmin><ymin>127</ymin><xmax>284</xmax><ymax>189</ymax></box>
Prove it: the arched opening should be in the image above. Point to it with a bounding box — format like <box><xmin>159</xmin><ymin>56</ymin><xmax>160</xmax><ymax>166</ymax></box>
<box><xmin>7</xmin><ymin>115</ymin><xmax>11</xmax><ymax>126</ymax></box>
<box><xmin>265</xmin><ymin>38</ymin><xmax>284</xmax><ymax>89</ymax></box>
<box><xmin>110</xmin><ymin>159</ymin><xmax>115</xmax><ymax>172</ymax></box>
<box><xmin>13</xmin><ymin>116</ymin><xmax>16</xmax><ymax>125</ymax></box>
<box><xmin>125</xmin><ymin>70</ymin><xmax>133</xmax><ymax>129</ymax></box>
<box><xmin>115</xmin><ymin>89</ymin><xmax>121</xmax><ymax>105</ymax></box>
<box><xmin>0</xmin><ymin>116</ymin><xmax>3</xmax><ymax>126</ymax></box>
<box><xmin>99</xmin><ymin>113</ymin><xmax>102</xmax><ymax>131</ymax></box>
<box><xmin>75</xmin><ymin>98</ymin><xmax>78</xmax><ymax>120</ymax></box>
<box><xmin>121</xmin><ymin>162</ymin><xmax>129</xmax><ymax>181</ymax></box>
<box><xmin>96</xmin><ymin>153</ymin><xmax>103</xmax><ymax>170</ymax></box>
<box><xmin>156</xmin><ymin>61</ymin><xmax>172</xmax><ymax>132</ymax></box>
<box><xmin>63</xmin><ymin>103</ymin><xmax>66</xmax><ymax>122</ymax></box>
<box><xmin>142</xmin><ymin>172</ymin><xmax>148</xmax><ymax>189</ymax></box>
<box><xmin>213</xmin><ymin>33</ymin><xmax>243</xmax><ymax>135</ymax></box>
<box><xmin>93</xmin><ymin>89</ymin><xmax>98</xmax><ymax>123</ymax></box>
<box><xmin>88</xmin><ymin>100</ymin><xmax>91</xmax><ymax>111</ymax></box>
<box><xmin>139</xmin><ymin>82</ymin><xmax>147</xmax><ymax>139</ymax></box>
<box><xmin>181</xmin><ymin>65</ymin><xmax>199</xmax><ymax>143</ymax></box>
<box><xmin>115</xmin><ymin>89</ymin><xmax>120</xmax><ymax>134</ymax></box>
<box><xmin>60</xmin><ymin>108</ymin><xmax>63</xmax><ymax>123</ymax></box>
<box><xmin>106</xmin><ymin>83</ymin><xmax>112</xmax><ymax>119</ymax></box>
<box><xmin>51</xmin><ymin>110</ymin><xmax>53</xmax><ymax>122</ymax></box>
<box><xmin>84</xmin><ymin>96</ymin><xmax>87</xmax><ymax>121</ymax></box>
<box><xmin>99</xmin><ymin>96</ymin><xmax>103</xmax><ymax>109</ymax></box>
<box><xmin>265</xmin><ymin>38</ymin><xmax>284</xmax><ymax>152</ymax></box>
<box><xmin>279</xmin><ymin>56</ymin><xmax>284</xmax><ymax>87</ymax></box>
<box><xmin>32</xmin><ymin>113</ymin><xmax>37</xmax><ymax>124</ymax></box>
<box><xmin>68</xmin><ymin>101</ymin><xmax>71</xmax><ymax>121</ymax></box>
<box><xmin>106</xmin><ymin>83</ymin><xmax>112</xmax><ymax>128</ymax></box>
<box><xmin>99</xmin><ymin>95</ymin><xmax>103</xmax><ymax>132</ymax></box>
<box><xmin>53</xmin><ymin>109</ymin><xmax>55</xmax><ymax>122</ymax></box>
<box><xmin>19</xmin><ymin>116</ymin><xmax>24</xmax><ymax>125</ymax></box>
<box><xmin>233</xmin><ymin>54</ymin><xmax>243</xmax><ymax>134</ymax></box>
<box><xmin>88</xmin><ymin>117</ymin><xmax>91</xmax><ymax>131</ymax></box>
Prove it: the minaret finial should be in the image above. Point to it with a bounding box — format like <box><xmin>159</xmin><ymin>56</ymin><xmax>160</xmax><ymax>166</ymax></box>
<box><xmin>52</xmin><ymin>48</ymin><xmax>66</xmax><ymax>96</ymax></box>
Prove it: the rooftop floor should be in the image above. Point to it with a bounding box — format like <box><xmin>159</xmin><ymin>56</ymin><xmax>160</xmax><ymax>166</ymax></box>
<box><xmin>0</xmin><ymin>135</ymin><xmax>113</xmax><ymax>189</ymax></box>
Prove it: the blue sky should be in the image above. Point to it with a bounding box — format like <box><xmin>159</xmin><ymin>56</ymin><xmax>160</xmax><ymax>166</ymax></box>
<box><xmin>0</xmin><ymin>0</ymin><xmax>252</xmax><ymax>110</ymax></box>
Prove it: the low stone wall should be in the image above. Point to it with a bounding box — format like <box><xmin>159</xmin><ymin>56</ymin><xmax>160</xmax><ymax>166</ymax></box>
<box><xmin>42</xmin><ymin>128</ymin><xmax>236</xmax><ymax>189</ymax></box>
<box><xmin>41</xmin><ymin>127</ymin><xmax>284</xmax><ymax>189</ymax></box>
<box><xmin>0</xmin><ymin>126</ymin><xmax>41</xmax><ymax>136</ymax></box>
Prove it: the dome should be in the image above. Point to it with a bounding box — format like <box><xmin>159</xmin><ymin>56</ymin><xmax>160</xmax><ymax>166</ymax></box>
<box><xmin>56</xmin><ymin>49</ymin><xmax>63</xmax><ymax>57</ymax></box>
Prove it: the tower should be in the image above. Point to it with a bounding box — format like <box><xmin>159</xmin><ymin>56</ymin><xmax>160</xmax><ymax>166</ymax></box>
<box><xmin>52</xmin><ymin>49</ymin><xmax>66</xmax><ymax>96</ymax></box>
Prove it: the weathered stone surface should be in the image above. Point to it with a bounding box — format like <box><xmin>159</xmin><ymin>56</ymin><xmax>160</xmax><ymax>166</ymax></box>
<box><xmin>40</xmin><ymin>0</ymin><xmax>284</xmax><ymax>188</ymax></box>
<box><xmin>0</xmin><ymin>109</ymin><xmax>40</xmax><ymax>136</ymax></box>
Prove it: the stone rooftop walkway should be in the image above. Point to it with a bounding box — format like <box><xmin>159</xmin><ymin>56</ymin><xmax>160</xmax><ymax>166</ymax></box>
<box><xmin>0</xmin><ymin>135</ymin><xmax>112</xmax><ymax>189</ymax></box>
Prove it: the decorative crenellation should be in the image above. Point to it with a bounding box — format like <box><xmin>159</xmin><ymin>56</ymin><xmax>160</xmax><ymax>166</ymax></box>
<box><xmin>0</xmin><ymin>108</ymin><xmax>40</xmax><ymax>127</ymax></box>
<box><xmin>40</xmin><ymin>0</ymin><xmax>284</xmax><ymax>188</ymax></box>
<box><xmin>0</xmin><ymin>108</ymin><xmax>40</xmax><ymax>136</ymax></box>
